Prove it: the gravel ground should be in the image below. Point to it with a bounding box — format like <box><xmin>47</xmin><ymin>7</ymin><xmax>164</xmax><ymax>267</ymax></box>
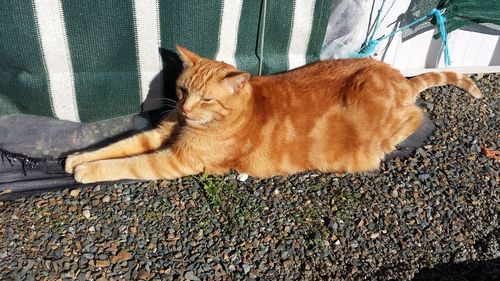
<box><xmin>1</xmin><ymin>74</ymin><xmax>499</xmax><ymax>280</ymax></box>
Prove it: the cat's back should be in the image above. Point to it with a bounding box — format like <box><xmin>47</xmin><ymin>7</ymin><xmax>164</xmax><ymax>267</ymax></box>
<box><xmin>248</xmin><ymin>58</ymin><xmax>402</xmax><ymax>114</ymax></box>
<box><xmin>250</xmin><ymin>58</ymin><xmax>403</xmax><ymax>98</ymax></box>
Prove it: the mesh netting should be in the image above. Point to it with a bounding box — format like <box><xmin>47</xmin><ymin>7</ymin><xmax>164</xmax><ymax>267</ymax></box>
<box><xmin>402</xmin><ymin>0</ymin><xmax>500</xmax><ymax>40</ymax></box>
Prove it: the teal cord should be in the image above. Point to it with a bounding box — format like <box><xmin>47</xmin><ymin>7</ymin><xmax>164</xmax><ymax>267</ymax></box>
<box><xmin>355</xmin><ymin>8</ymin><xmax>451</xmax><ymax>66</ymax></box>
<box><xmin>432</xmin><ymin>9</ymin><xmax>451</xmax><ymax>66</ymax></box>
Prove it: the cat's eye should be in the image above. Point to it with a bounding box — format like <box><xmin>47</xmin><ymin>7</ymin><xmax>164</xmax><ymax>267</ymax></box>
<box><xmin>178</xmin><ymin>86</ymin><xmax>188</xmax><ymax>97</ymax></box>
<box><xmin>202</xmin><ymin>97</ymin><xmax>213</xmax><ymax>102</ymax></box>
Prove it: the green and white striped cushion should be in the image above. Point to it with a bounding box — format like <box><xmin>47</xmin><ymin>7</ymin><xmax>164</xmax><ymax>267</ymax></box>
<box><xmin>0</xmin><ymin>0</ymin><xmax>331</xmax><ymax>123</ymax></box>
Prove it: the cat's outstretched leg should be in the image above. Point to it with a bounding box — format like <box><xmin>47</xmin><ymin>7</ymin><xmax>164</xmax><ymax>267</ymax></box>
<box><xmin>65</xmin><ymin>114</ymin><xmax>178</xmax><ymax>174</ymax></box>
<box><xmin>72</xmin><ymin>149</ymin><xmax>202</xmax><ymax>183</ymax></box>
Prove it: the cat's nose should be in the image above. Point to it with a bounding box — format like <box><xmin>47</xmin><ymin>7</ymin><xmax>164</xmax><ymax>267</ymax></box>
<box><xmin>182</xmin><ymin>107</ymin><xmax>192</xmax><ymax>114</ymax></box>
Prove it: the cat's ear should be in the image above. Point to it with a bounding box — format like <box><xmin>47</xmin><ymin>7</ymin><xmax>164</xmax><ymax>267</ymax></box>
<box><xmin>223</xmin><ymin>71</ymin><xmax>250</xmax><ymax>94</ymax></box>
<box><xmin>176</xmin><ymin>45</ymin><xmax>200</xmax><ymax>67</ymax></box>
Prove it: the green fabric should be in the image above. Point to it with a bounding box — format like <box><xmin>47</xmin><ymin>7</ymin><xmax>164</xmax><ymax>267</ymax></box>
<box><xmin>258</xmin><ymin>1</ymin><xmax>294</xmax><ymax>74</ymax></box>
<box><xmin>404</xmin><ymin>0</ymin><xmax>500</xmax><ymax>39</ymax></box>
<box><xmin>62</xmin><ymin>1</ymin><xmax>142</xmax><ymax>122</ymax></box>
<box><xmin>0</xmin><ymin>0</ymin><xmax>331</xmax><ymax>123</ymax></box>
<box><xmin>307</xmin><ymin>0</ymin><xmax>332</xmax><ymax>64</ymax></box>
<box><xmin>0</xmin><ymin>94</ymin><xmax>20</xmax><ymax>116</ymax></box>
<box><xmin>0</xmin><ymin>2</ymin><xmax>53</xmax><ymax>117</ymax></box>
<box><xmin>235</xmin><ymin>0</ymin><xmax>262</xmax><ymax>75</ymax></box>
<box><xmin>159</xmin><ymin>1</ymin><xmax>223</xmax><ymax>59</ymax></box>
<box><xmin>439</xmin><ymin>0</ymin><xmax>500</xmax><ymax>36</ymax></box>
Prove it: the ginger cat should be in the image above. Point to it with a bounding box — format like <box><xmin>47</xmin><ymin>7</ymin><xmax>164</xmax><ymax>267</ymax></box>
<box><xmin>65</xmin><ymin>46</ymin><xmax>482</xmax><ymax>183</ymax></box>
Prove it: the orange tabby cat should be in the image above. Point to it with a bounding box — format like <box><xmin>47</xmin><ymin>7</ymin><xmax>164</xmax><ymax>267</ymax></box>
<box><xmin>65</xmin><ymin>45</ymin><xmax>481</xmax><ymax>183</ymax></box>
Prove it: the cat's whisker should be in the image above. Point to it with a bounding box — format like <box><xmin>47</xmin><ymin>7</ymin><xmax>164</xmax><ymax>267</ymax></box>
<box><xmin>158</xmin><ymin>110</ymin><xmax>177</xmax><ymax>118</ymax></box>
<box><xmin>162</xmin><ymin>70</ymin><xmax>183</xmax><ymax>78</ymax></box>
<box><xmin>150</xmin><ymin>97</ymin><xmax>178</xmax><ymax>102</ymax></box>
<box><xmin>159</xmin><ymin>100</ymin><xmax>178</xmax><ymax>106</ymax></box>
<box><xmin>156</xmin><ymin>97</ymin><xmax>179</xmax><ymax>104</ymax></box>
<box><xmin>154</xmin><ymin>99</ymin><xmax>176</xmax><ymax>104</ymax></box>
<box><xmin>149</xmin><ymin>98</ymin><xmax>179</xmax><ymax>107</ymax></box>
<box><xmin>163</xmin><ymin>98</ymin><xmax>179</xmax><ymax>104</ymax></box>
<box><xmin>156</xmin><ymin>103</ymin><xmax>178</xmax><ymax>109</ymax></box>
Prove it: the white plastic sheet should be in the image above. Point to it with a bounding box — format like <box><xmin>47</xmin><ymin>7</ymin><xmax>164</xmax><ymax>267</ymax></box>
<box><xmin>321</xmin><ymin>0</ymin><xmax>372</xmax><ymax>59</ymax></box>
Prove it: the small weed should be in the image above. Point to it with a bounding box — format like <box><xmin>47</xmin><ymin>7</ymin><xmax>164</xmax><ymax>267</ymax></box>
<box><xmin>332</xmin><ymin>191</ymin><xmax>361</xmax><ymax>208</ymax></box>
<box><xmin>195</xmin><ymin>173</ymin><xmax>237</xmax><ymax>208</ymax></box>
<box><xmin>194</xmin><ymin>173</ymin><xmax>263</xmax><ymax>233</ymax></box>
<box><xmin>233</xmin><ymin>200</ymin><xmax>263</xmax><ymax>230</ymax></box>
<box><xmin>162</xmin><ymin>200</ymin><xmax>172</xmax><ymax>210</ymax></box>
<box><xmin>301</xmin><ymin>203</ymin><xmax>330</xmax><ymax>243</ymax></box>
<box><xmin>314</xmin><ymin>237</ymin><xmax>324</xmax><ymax>246</ymax></box>
<box><xmin>331</xmin><ymin>190</ymin><xmax>362</xmax><ymax>222</ymax></box>
<box><xmin>294</xmin><ymin>187</ymin><xmax>363</xmax><ymax>247</ymax></box>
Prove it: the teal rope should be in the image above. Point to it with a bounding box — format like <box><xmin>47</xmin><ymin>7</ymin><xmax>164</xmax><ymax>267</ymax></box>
<box><xmin>355</xmin><ymin>8</ymin><xmax>451</xmax><ymax>66</ymax></box>
<box><xmin>433</xmin><ymin>9</ymin><xmax>451</xmax><ymax>66</ymax></box>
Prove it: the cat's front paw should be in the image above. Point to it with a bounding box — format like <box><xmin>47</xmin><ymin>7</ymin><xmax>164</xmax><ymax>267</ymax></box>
<box><xmin>74</xmin><ymin>163</ymin><xmax>99</xmax><ymax>184</ymax></box>
<box><xmin>65</xmin><ymin>153</ymin><xmax>80</xmax><ymax>174</ymax></box>
<box><xmin>65</xmin><ymin>153</ymin><xmax>90</xmax><ymax>174</ymax></box>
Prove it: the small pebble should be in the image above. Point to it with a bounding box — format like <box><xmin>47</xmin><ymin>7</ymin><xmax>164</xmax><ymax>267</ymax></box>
<box><xmin>70</xmin><ymin>189</ymin><xmax>80</xmax><ymax>197</ymax></box>
<box><xmin>237</xmin><ymin>173</ymin><xmax>249</xmax><ymax>182</ymax></box>
<box><xmin>82</xmin><ymin>210</ymin><xmax>91</xmax><ymax>219</ymax></box>
<box><xmin>184</xmin><ymin>271</ymin><xmax>198</xmax><ymax>281</ymax></box>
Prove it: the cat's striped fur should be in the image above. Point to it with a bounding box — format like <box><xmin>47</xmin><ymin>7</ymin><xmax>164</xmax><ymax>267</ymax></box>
<box><xmin>66</xmin><ymin>46</ymin><xmax>481</xmax><ymax>183</ymax></box>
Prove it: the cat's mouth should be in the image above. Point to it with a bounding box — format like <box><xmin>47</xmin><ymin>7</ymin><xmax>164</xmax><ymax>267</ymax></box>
<box><xmin>184</xmin><ymin>115</ymin><xmax>209</xmax><ymax>126</ymax></box>
<box><xmin>183</xmin><ymin>114</ymin><xmax>198</xmax><ymax>122</ymax></box>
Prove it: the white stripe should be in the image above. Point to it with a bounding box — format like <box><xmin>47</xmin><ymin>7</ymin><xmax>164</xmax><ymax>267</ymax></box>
<box><xmin>258</xmin><ymin>0</ymin><xmax>268</xmax><ymax>75</ymax></box>
<box><xmin>215</xmin><ymin>0</ymin><xmax>244</xmax><ymax>67</ymax></box>
<box><xmin>288</xmin><ymin>0</ymin><xmax>316</xmax><ymax>69</ymax></box>
<box><xmin>33</xmin><ymin>0</ymin><xmax>79</xmax><ymax>122</ymax></box>
<box><xmin>133</xmin><ymin>0</ymin><xmax>162</xmax><ymax>103</ymax></box>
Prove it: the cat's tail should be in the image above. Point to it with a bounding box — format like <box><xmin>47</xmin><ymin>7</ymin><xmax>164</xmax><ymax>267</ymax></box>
<box><xmin>409</xmin><ymin>72</ymin><xmax>482</xmax><ymax>99</ymax></box>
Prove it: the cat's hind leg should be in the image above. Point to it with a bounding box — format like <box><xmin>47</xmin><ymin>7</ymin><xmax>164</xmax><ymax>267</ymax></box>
<box><xmin>73</xmin><ymin>149</ymin><xmax>203</xmax><ymax>183</ymax></box>
<box><xmin>382</xmin><ymin>106</ymin><xmax>423</xmax><ymax>153</ymax></box>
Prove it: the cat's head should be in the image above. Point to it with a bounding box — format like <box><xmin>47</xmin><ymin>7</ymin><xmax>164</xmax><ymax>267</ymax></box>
<box><xmin>174</xmin><ymin>45</ymin><xmax>250</xmax><ymax>128</ymax></box>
